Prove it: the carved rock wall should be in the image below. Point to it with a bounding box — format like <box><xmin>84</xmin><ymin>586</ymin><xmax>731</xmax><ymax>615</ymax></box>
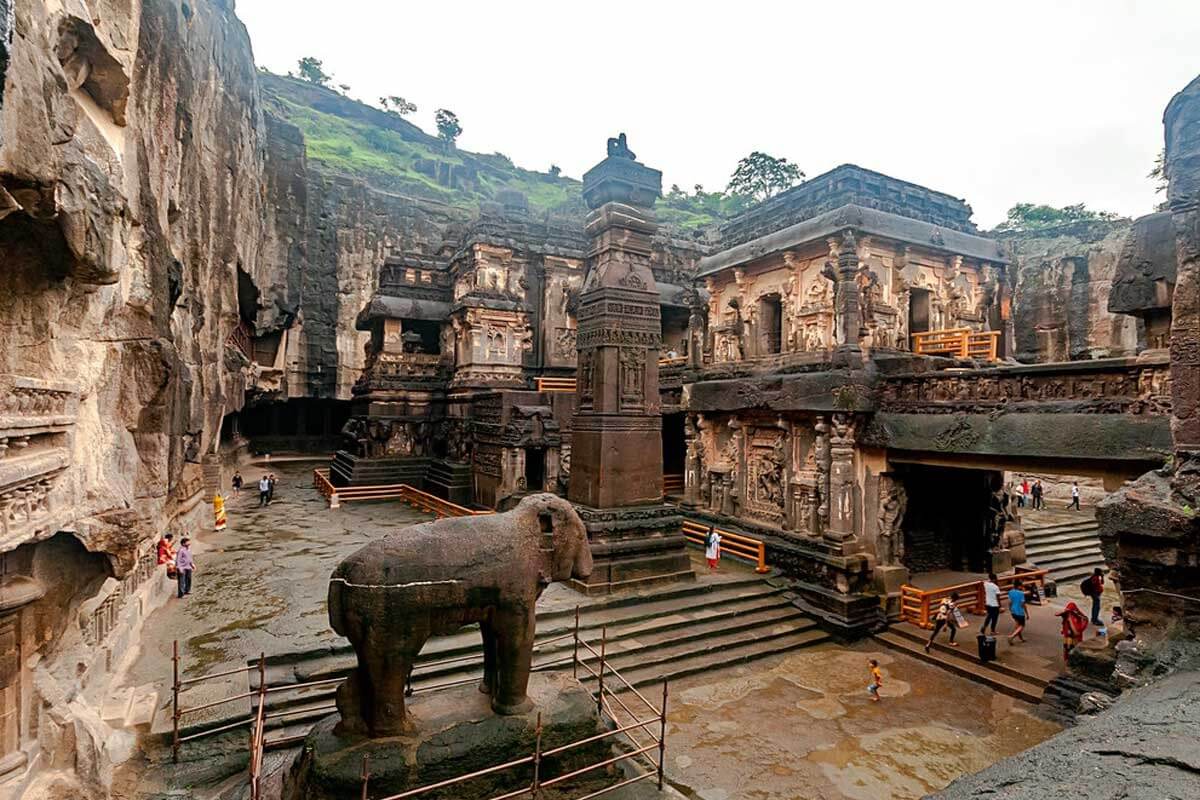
<box><xmin>1003</xmin><ymin>220</ymin><xmax>1140</xmax><ymax>362</ymax></box>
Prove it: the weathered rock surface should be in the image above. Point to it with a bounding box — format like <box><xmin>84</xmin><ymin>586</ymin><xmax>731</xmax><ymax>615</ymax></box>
<box><xmin>930</xmin><ymin>666</ymin><xmax>1200</xmax><ymax>800</ymax></box>
<box><xmin>1002</xmin><ymin>220</ymin><xmax>1139</xmax><ymax>362</ymax></box>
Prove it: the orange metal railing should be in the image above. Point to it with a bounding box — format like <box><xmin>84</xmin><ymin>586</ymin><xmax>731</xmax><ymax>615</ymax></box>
<box><xmin>899</xmin><ymin>569</ymin><xmax>1049</xmax><ymax>629</ymax></box>
<box><xmin>681</xmin><ymin>519</ymin><xmax>769</xmax><ymax>574</ymax></box>
<box><xmin>536</xmin><ymin>376</ymin><xmax>577</xmax><ymax>392</ymax></box>
<box><xmin>911</xmin><ymin>328</ymin><xmax>1000</xmax><ymax>361</ymax></box>
<box><xmin>662</xmin><ymin>474</ymin><xmax>684</xmax><ymax>495</ymax></box>
<box><xmin>313</xmin><ymin>469</ymin><xmax>492</xmax><ymax>516</ymax></box>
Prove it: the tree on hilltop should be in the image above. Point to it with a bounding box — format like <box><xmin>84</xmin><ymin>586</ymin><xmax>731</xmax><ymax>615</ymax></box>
<box><xmin>435</xmin><ymin>109</ymin><xmax>462</xmax><ymax>149</ymax></box>
<box><xmin>380</xmin><ymin>96</ymin><xmax>417</xmax><ymax>117</ymax></box>
<box><xmin>993</xmin><ymin>202</ymin><xmax>1120</xmax><ymax>232</ymax></box>
<box><xmin>295</xmin><ymin>57</ymin><xmax>331</xmax><ymax>86</ymax></box>
<box><xmin>726</xmin><ymin>152</ymin><xmax>804</xmax><ymax>201</ymax></box>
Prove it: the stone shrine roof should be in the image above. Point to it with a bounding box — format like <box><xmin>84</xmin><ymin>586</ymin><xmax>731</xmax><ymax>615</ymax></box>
<box><xmin>356</xmin><ymin>296</ymin><xmax>452</xmax><ymax>329</ymax></box>
<box><xmin>697</xmin><ymin>202</ymin><xmax>1008</xmax><ymax>278</ymax></box>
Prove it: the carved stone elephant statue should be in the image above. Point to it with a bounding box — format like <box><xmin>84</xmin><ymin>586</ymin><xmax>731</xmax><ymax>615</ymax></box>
<box><xmin>327</xmin><ymin>493</ymin><xmax>592</xmax><ymax>737</ymax></box>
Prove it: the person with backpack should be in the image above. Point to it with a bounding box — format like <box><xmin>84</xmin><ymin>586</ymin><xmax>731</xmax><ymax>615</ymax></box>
<box><xmin>704</xmin><ymin>526</ymin><xmax>721</xmax><ymax>572</ymax></box>
<box><xmin>1055</xmin><ymin>602</ymin><xmax>1089</xmax><ymax>663</ymax></box>
<box><xmin>925</xmin><ymin>592</ymin><xmax>961</xmax><ymax>651</ymax></box>
<box><xmin>1081</xmin><ymin>568</ymin><xmax>1105</xmax><ymax>626</ymax></box>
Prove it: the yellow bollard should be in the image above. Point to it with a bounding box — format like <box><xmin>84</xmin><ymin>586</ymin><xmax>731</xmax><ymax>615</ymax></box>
<box><xmin>213</xmin><ymin>493</ymin><xmax>227</xmax><ymax>531</ymax></box>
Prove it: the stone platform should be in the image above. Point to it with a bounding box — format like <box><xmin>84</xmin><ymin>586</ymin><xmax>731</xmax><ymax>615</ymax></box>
<box><xmin>297</xmin><ymin>673</ymin><xmax>610</xmax><ymax>800</ymax></box>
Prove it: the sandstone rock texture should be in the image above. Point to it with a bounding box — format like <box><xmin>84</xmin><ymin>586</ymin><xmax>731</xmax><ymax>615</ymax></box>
<box><xmin>931</xmin><ymin>666</ymin><xmax>1200</xmax><ymax>800</ymax></box>
<box><xmin>1002</xmin><ymin>220</ymin><xmax>1140</xmax><ymax>362</ymax></box>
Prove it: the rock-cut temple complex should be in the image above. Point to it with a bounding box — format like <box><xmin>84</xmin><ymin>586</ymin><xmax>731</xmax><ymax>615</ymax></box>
<box><xmin>0</xmin><ymin>1</ymin><xmax>1198</xmax><ymax>798</ymax></box>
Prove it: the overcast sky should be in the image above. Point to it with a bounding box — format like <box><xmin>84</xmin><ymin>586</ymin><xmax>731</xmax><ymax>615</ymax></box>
<box><xmin>236</xmin><ymin>0</ymin><xmax>1199</xmax><ymax>228</ymax></box>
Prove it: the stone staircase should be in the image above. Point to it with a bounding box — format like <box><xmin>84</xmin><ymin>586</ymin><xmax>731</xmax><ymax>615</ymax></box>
<box><xmin>1022</xmin><ymin>514</ymin><xmax>1104</xmax><ymax>585</ymax></box>
<box><xmin>424</xmin><ymin>458</ymin><xmax>473</xmax><ymax>506</ymax></box>
<box><xmin>874</xmin><ymin>625</ymin><xmax>1049</xmax><ymax>704</ymax></box>
<box><xmin>246</xmin><ymin>575</ymin><xmax>829</xmax><ymax>744</ymax></box>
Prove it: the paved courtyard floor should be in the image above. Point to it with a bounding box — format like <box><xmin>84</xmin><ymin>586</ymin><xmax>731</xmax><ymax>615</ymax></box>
<box><xmin>120</xmin><ymin>460</ymin><xmax>1064</xmax><ymax>799</ymax></box>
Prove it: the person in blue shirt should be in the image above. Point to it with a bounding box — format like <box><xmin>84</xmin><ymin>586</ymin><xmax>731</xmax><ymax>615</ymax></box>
<box><xmin>1007</xmin><ymin>578</ymin><xmax>1029</xmax><ymax>643</ymax></box>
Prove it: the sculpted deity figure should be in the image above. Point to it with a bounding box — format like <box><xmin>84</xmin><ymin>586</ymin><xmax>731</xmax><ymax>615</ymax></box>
<box><xmin>877</xmin><ymin>475</ymin><xmax>907</xmax><ymax>566</ymax></box>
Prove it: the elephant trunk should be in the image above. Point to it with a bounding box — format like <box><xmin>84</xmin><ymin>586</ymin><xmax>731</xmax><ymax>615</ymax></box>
<box><xmin>573</xmin><ymin>538</ymin><xmax>594</xmax><ymax>580</ymax></box>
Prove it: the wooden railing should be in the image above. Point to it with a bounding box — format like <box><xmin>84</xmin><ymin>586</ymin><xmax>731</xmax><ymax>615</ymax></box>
<box><xmin>536</xmin><ymin>376</ymin><xmax>577</xmax><ymax>392</ymax></box>
<box><xmin>313</xmin><ymin>469</ymin><xmax>491</xmax><ymax>516</ymax></box>
<box><xmin>899</xmin><ymin>569</ymin><xmax>1050</xmax><ymax>629</ymax></box>
<box><xmin>662</xmin><ymin>474</ymin><xmax>684</xmax><ymax>495</ymax></box>
<box><xmin>911</xmin><ymin>328</ymin><xmax>1000</xmax><ymax>361</ymax></box>
<box><xmin>681</xmin><ymin>519</ymin><xmax>769</xmax><ymax>574</ymax></box>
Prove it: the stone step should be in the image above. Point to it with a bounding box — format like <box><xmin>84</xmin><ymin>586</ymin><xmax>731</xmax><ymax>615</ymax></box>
<box><xmin>259</xmin><ymin>600</ymin><xmax>806</xmax><ymax>716</ymax></box>
<box><xmin>1021</xmin><ymin>520</ymin><xmax>1099</xmax><ymax>537</ymax></box>
<box><xmin>125</xmin><ymin>685</ymin><xmax>160</xmax><ymax>728</ymax></box>
<box><xmin>1029</xmin><ymin>552</ymin><xmax>1105</xmax><ymax>573</ymax></box>
<box><xmin>101</xmin><ymin>687</ymin><xmax>134</xmax><ymax>725</ymax></box>
<box><xmin>874</xmin><ymin>630</ymin><xmax>1045</xmax><ymax>704</ymax></box>
<box><xmin>594</xmin><ymin>627</ymin><xmax>831</xmax><ymax>690</ymax></box>
<box><xmin>1025</xmin><ymin>539</ymin><xmax>1104</xmax><ymax>559</ymax></box>
<box><xmin>883</xmin><ymin>625</ymin><xmax>1052</xmax><ymax>688</ymax></box>
<box><xmin>1023</xmin><ymin>527</ymin><xmax>1102</xmax><ymax>547</ymax></box>
<box><xmin>261</xmin><ymin>577</ymin><xmax>778</xmax><ymax>686</ymax></box>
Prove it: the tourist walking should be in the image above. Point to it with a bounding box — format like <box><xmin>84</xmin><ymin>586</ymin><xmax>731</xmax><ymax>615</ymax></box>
<box><xmin>1007</xmin><ymin>579</ymin><xmax>1029</xmax><ymax>643</ymax></box>
<box><xmin>231</xmin><ymin>471</ymin><xmax>243</xmax><ymax>497</ymax></box>
<box><xmin>268</xmin><ymin>473</ymin><xmax>278</xmax><ymax>504</ymax></box>
<box><xmin>258</xmin><ymin>474</ymin><xmax>271</xmax><ymax>507</ymax></box>
<box><xmin>175</xmin><ymin>537</ymin><xmax>195</xmax><ymax>598</ymax></box>
<box><xmin>1082</xmin><ymin>567</ymin><xmax>1105</xmax><ymax>626</ymax></box>
<box><xmin>867</xmin><ymin>659</ymin><xmax>883</xmax><ymax>702</ymax></box>
<box><xmin>924</xmin><ymin>592</ymin><xmax>961</xmax><ymax>651</ymax></box>
<box><xmin>704</xmin><ymin>526</ymin><xmax>721</xmax><ymax>572</ymax></box>
<box><xmin>1056</xmin><ymin>602</ymin><xmax>1089</xmax><ymax>663</ymax></box>
<box><xmin>1015</xmin><ymin>482</ymin><xmax>1025</xmax><ymax>508</ymax></box>
<box><xmin>1069</xmin><ymin>482</ymin><xmax>1081</xmax><ymax>511</ymax></box>
<box><xmin>1032</xmin><ymin>480</ymin><xmax>1044</xmax><ymax>510</ymax></box>
<box><xmin>980</xmin><ymin>572</ymin><xmax>1002</xmax><ymax>635</ymax></box>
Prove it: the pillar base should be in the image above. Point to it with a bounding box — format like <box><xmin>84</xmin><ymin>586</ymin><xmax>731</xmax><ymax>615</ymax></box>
<box><xmin>569</xmin><ymin>503</ymin><xmax>694</xmax><ymax>595</ymax></box>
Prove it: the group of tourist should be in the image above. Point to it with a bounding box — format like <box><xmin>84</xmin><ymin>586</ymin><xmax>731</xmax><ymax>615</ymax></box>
<box><xmin>922</xmin><ymin>569</ymin><xmax>1108</xmax><ymax>665</ymax></box>
<box><xmin>1014</xmin><ymin>478</ymin><xmax>1082</xmax><ymax>511</ymax></box>
<box><xmin>230</xmin><ymin>469</ymin><xmax>278</xmax><ymax>507</ymax></box>
<box><xmin>156</xmin><ymin>532</ymin><xmax>195</xmax><ymax>599</ymax></box>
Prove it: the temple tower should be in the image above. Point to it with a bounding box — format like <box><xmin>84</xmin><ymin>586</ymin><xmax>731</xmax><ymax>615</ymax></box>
<box><xmin>567</xmin><ymin>135</ymin><xmax>693</xmax><ymax>593</ymax></box>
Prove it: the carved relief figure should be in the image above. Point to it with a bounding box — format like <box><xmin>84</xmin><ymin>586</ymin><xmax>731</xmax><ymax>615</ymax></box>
<box><xmin>877</xmin><ymin>474</ymin><xmax>907</xmax><ymax>566</ymax></box>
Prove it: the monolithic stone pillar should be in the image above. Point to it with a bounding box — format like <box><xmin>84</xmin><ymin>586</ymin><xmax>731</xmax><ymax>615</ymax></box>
<box><xmin>826</xmin><ymin>230</ymin><xmax>864</xmax><ymax>367</ymax></box>
<box><xmin>683</xmin><ymin>413</ymin><xmax>700</xmax><ymax>507</ymax></box>
<box><xmin>567</xmin><ymin>134</ymin><xmax>692</xmax><ymax>593</ymax></box>
<box><xmin>823</xmin><ymin>413</ymin><xmax>858</xmax><ymax>554</ymax></box>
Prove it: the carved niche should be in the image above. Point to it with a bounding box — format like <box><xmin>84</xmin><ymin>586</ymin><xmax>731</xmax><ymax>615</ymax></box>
<box><xmin>743</xmin><ymin>425</ymin><xmax>786</xmax><ymax>525</ymax></box>
<box><xmin>618</xmin><ymin>347</ymin><xmax>644</xmax><ymax>411</ymax></box>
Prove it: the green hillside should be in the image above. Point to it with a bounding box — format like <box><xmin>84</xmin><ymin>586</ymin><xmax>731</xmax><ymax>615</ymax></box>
<box><xmin>261</xmin><ymin>73</ymin><xmax>724</xmax><ymax>232</ymax></box>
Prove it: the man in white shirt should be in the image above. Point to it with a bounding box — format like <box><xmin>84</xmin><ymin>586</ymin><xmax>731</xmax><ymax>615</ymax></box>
<box><xmin>980</xmin><ymin>572</ymin><xmax>1001</xmax><ymax>635</ymax></box>
<box><xmin>1069</xmin><ymin>482</ymin><xmax>1081</xmax><ymax>511</ymax></box>
<box><xmin>258</xmin><ymin>475</ymin><xmax>271</xmax><ymax>507</ymax></box>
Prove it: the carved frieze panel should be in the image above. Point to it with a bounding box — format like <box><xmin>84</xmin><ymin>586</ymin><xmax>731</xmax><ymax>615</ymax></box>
<box><xmin>618</xmin><ymin>347</ymin><xmax>644</xmax><ymax>412</ymax></box>
<box><xmin>743</xmin><ymin>426</ymin><xmax>786</xmax><ymax>525</ymax></box>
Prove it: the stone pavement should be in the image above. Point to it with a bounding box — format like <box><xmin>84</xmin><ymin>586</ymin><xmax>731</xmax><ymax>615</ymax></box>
<box><xmin>650</xmin><ymin>641</ymin><xmax>1061</xmax><ymax>800</ymax></box>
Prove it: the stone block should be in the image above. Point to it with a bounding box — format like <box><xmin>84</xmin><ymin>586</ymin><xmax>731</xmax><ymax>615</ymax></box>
<box><xmin>298</xmin><ymin>673</ymin><xmax>610</xmax><ymax>800</ymax></box>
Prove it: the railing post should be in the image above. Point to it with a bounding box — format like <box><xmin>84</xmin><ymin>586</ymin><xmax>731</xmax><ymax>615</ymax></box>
<box><xmin>360</xmin><ymin>754</ymin><xmax>370</xmax><ymax>800</ymax></box>
<box><xmin>597</xmin><ymin>626</ymin><xmax>606</xmax><ymax>718</ymax></box>
<box><xmin>755</xmin><ymin>541</ymin><xmax>768</xmax><ymax>574</ymax></box>
<box><xmin>572</xmin><ymin>605</ymin><xmax>580</xmax><ymax>680</ymax></box>
<box><xmin>657</xmin><ymin>680</ymin><xmax>669</xmax><ymax>790</ymax></box>
<box><xmin>531</xmin><ymin>712</ymin><xmax>543</xmax><ymax>799</ymax></box>
<box><xmin>172</xmin><ymin>639</ymin><xmax>180</xmax><ymax>763</ymax></box>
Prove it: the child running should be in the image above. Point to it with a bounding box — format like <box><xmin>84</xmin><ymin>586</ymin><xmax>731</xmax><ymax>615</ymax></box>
<box><xmin>867</xmin><ymin>659</ymin><xmax>883</xmax><ymax>702</ymax></box>
<box><xmin>1008</xmin><ymin>579</ymin><xmax>1029</xmax><ymax>643</ymax></box>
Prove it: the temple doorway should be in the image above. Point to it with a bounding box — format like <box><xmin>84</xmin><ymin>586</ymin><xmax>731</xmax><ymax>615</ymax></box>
<box><xmin>896</xmin><ymin>464</ymin><xmax>996</xmax><ymax>575</ymax></box>
<box><xmin>525</xmin><ymin>447</ymin><xmax>546</xmax><ymax>492</ymax></box>
<box><xmin>759</xmin><ymin>294</ymin><xmax>783</xmax><ymax>354</ymax></box>
<box><xmin>909</xmin><ymin>288</ymin><xmax>931</xmax><ymax>335</ymax></box>
<box><xmin>235</xmin><ymin>399</ymin><xmax>352</xmax><ymax>454</ymax></box>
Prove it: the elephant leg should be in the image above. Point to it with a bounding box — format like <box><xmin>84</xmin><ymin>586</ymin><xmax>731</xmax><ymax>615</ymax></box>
<box><xmin>365</xmin><ymin>632</ymin><xmax>425</xmax><ymax>736</ymax></box>
<box><xmin>479</xmin><ymin>618</ymin><xmax>497</xmax><ymax>696</ymax></box>
<box><xmin>491</xmin><ymin>605</ymin><xmax>536</xmax><ymax>715</ymax></box>
<box><xmin>334</xmin><ymin>654</ymin><xmax>370</xmax><ymax>736</ymax></box>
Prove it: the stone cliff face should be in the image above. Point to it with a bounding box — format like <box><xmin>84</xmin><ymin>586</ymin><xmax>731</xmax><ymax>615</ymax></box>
<box><xmin>1002</xmin><ymin>220</ymin><xmax>1140</xmax><ymax>362</ymax></box>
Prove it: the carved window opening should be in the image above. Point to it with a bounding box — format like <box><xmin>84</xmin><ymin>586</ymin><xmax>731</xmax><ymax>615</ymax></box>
<box><xmin>526</xmin><ymin>449</ymin><xmax>546</xmax><ymax>494</ymax></box>
<box><xmin>759</xmin><ymin>294</ymin><xmax>783</xmax><ymax>355</ymax></box>
<box><xmin>402</xmin><ymin>319</ymin><xmax>441</xmax><ymax>354</ymax></box>
<box><xmin>909</xmin><ymin>288</ymin><xmax>931</xmax><ymax>334</ymax></box>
